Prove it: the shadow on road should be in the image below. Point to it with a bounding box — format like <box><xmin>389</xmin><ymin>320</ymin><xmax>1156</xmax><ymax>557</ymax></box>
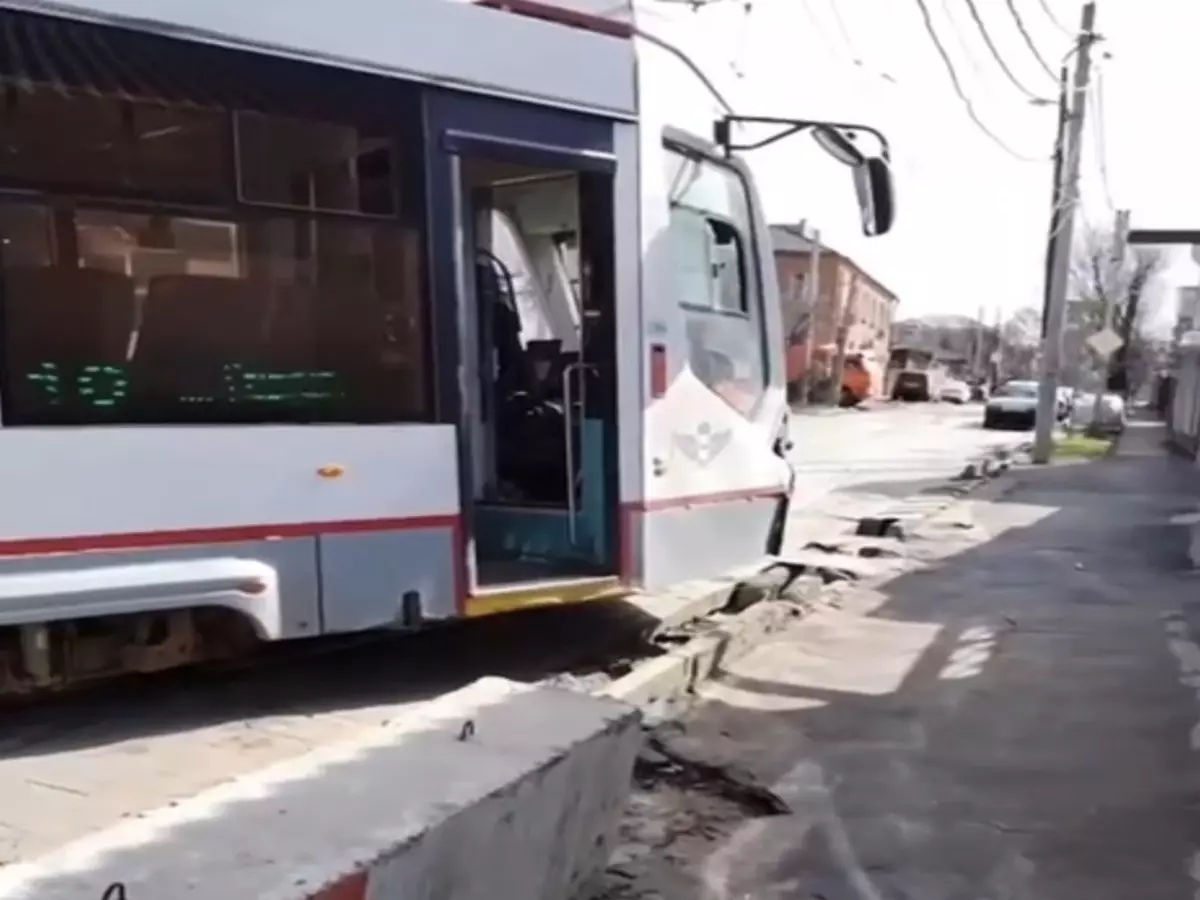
<box><xmin>0</xmin><ymin>597</ymin><xmax>660</xmax><ymax>761</ymax></box>
<box><xmin>618</xmin><ymin>421</ymin><xmax>1200</xmax><ymax>899</ymax></box>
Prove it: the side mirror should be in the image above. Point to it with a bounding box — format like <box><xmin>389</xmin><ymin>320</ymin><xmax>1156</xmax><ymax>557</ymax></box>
<box><xmin>810</xmin><ymin>126</ymin><xmax>895</xmax><ymax>238</ymax></box>
<box><xmin>853</xmin><ymin>157</ymin><xmax>895</xmax><ymax>237</ymax></box>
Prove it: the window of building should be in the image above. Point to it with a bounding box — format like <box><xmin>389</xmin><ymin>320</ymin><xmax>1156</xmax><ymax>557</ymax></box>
<box><xmin>784</xmin><ymin>272</ymin><xmax>809</xmax><ymax>339</ymax></box>
<box><xmin>662</xmin><ymin>142</ymin><xmax>767</xmax><ymax>415</ymax></box>
<box><xmin>0</xmin><ymin>17</ymin><xmax>426</xmax><ymax>428</ymax></box>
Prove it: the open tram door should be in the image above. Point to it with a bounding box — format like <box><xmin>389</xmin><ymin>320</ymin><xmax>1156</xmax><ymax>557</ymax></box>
<box><xmin>425</xmin><ymin>92</ymin><xmax>623</xmax><ymax>614</ymax></box>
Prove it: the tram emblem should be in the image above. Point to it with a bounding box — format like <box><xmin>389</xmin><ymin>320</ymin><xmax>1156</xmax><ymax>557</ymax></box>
<box><xmin>673</xmin><ymin>422</ymin><xmax>732</xmax><ymax>467</ymax></box>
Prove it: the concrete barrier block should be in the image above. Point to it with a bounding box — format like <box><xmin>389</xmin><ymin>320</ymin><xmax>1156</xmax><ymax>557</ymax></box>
<box><xmin>0</xmin><ymin>677</ymin><xmax>642</xmax><ymax>900</ymax></box>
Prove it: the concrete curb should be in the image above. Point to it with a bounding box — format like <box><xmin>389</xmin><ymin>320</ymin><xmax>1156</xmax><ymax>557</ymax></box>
<box><xmin>0</xmin><ymin>679</ymin><xmax>643</xmax><ymax>900</ymax></box>
<box><xmin>598</xmin><ymin>598</ymin><xmax>813</xmax><ymax>724</ymax></box>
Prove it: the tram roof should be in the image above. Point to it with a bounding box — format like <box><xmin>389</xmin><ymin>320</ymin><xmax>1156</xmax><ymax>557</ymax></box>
<box><xmin>0</xmin><ymin>0</ymin><xmax>636</xmax><ymax>118</ymax></box>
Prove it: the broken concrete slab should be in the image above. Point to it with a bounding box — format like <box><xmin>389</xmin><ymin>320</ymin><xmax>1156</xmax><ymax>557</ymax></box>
<box><xmin>776</xmin><ymin>548</ymin><xmax>898</xmax><ymax>580</ymax></box>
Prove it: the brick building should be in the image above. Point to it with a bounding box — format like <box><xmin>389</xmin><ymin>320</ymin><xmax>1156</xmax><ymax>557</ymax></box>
<box><xmin>770</xmin><ymin>225</ymin><xmax>898</xmax><ymax>399</ymax></box>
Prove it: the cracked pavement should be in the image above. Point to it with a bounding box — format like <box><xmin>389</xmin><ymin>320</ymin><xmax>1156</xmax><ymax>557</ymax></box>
<box><xmin>600</xmin><ymin>420</ymin><xmax>1200</xmax><ymax>900</ymax></box>
<box><xmin>783</xmin><ymin>403</ymin><xmax>1029</xmax><ymax>542</ymax></box>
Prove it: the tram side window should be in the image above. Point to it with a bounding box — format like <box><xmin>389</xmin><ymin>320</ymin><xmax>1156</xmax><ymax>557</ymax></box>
<box><xmin>236</xmin><ymin>113</ymin><xmax>397</xmax><ymax>216</ymax></box>
<box><xmin>0</xmin><ymin>82</ymin><xmax>425</xmax><ymax>426</ymax></box>
<box><xmin>662</xmin><ymin>144</ymin><xmax>768</xmax><ymax>415</ymax></box>
<box><xmin>0</xmin><ymin>85</ymin><xmax>230</xmax><ymax>202</ymax></box>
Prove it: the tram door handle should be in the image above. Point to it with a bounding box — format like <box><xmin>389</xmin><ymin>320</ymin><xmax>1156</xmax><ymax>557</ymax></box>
<box><xmin>562</xmin><ymin>362</ymin><xmax>597</xmax><ymax>545</ymax></box>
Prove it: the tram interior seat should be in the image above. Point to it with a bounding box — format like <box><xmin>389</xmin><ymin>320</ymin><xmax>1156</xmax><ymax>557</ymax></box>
<box><xmin>134</xmin><ymin>275</ymin><xmax>263</xmax><ymax>409</ymax></box>
<box><xmin>476</xmin><ymin>255</ymin><xmax>571</xmax><ymax>506</ymax></box>
<box><xmin>524</xmin><ymin>339</ymin><xmax>568</xmax><ymax>402</ymax></box>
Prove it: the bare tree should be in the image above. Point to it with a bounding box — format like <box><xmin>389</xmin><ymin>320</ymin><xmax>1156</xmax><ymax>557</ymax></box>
<box><xmin>993</xmin><ymin>307</ymin><xmax>1040</xmax><ymax>382</ymax></box>
<box><xmin>1003</xmin><ymin>306</ymin><xmax>1042</xmax><ymax>347</ymax></box>
<box><xmin>1070</xmin><ymin>226</ymin><xmax>1166</xmax><ymax>397</ymax></box>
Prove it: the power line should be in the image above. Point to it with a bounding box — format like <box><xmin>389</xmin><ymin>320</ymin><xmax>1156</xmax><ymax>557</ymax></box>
<box><xmin>1090</xmin><ymin>66</ymin><xmax>1115</xmax><ymax>212</ymax></box>
<box><xmin>937</xmin><ymin>0</ymin><xmax>993</xmax><ymax>82</ymax></box>
<box><xmin>728</xmin><ymin>0</ymin><xmax>754</xmax><ymax>79</ymax></box>
<box><xmin>1002</xmin><ymin>0</ymin><xmax>1059</xmax><ymax>81</ymax></box>
<box><xmin>819</xmin><ymin>0</ymin><xmax>900</xmax><ymax>82</ymax></box>
<box><xmin>798</xmin><ymin>0</ymin><xmax>848</xmax><ymax>64</ymax></box>
<box><xmin>963</xmin><ymin>0</ymin><xmax>1052</xmax><ymax>102</ymax></box>
<box><xmin>631</xmin><ymin>25</ymin><xmax>736</xmax><ymax>114</ymax></box>
<box><xmin>823</xmin><ymin>0</ymin><xmax>863</xmax><ymax>65</ymax></box>
<box><xmin>911</xmin><ymin>0</ymin><xmax>1046</xmax><ymax>161</ymax></box>
<box><xmin>1032</xmin><ymin>0</ymin><xmax>1074</xmax><ymax>36</ymax></box>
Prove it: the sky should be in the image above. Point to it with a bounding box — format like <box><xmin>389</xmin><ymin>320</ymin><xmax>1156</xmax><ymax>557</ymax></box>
<box><xmin>645</xmin><ymin>0</ymin><xmax>1200</xmax><ymax>324</ymax></box>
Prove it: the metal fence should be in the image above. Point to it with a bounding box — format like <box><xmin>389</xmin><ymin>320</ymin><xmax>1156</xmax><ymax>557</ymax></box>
<box><xmin>1168</xmin><ymin>339</ymin><xmax>1200</xmax><ymax>456</ymax></box>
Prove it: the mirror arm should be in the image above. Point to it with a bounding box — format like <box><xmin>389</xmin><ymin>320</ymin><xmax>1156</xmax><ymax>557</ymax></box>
<box><xmin>713</xmin><ymin>115</ymin><xmax>891</xmax><ymax>161</ymax></box>
<box><xmin>713</xmin><ymin>120</ymin><xmax>809</xmax><ymax>156</ymax></box>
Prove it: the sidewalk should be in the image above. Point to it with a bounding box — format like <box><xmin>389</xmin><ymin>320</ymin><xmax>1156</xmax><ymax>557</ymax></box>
<box><xmin>602</xmin><ymin>420</ymin><xmax>1200</xmax><ymax>900</ymax></box>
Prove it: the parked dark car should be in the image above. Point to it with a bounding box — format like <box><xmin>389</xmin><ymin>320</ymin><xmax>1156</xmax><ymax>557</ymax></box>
<box><xmin>983</xmin><ymin>380</ymin><xmax>1038</xmax><ymax>430</ymax></box>
<box><xmin>892</xmin><ymin>370</ymin><xmax>932</xmax><ymax>402</ymax></box>
<box><xmin>983</xmin><ymin>379</ymin><xmax>1071</xmax><ymax>429</ymax></box>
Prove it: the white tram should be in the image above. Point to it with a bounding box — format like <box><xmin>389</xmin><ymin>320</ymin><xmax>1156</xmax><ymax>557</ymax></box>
<box><xmin>0</xmin><ymin>0</ymin><xmax>894</xmax><ymax>693</ymax></box>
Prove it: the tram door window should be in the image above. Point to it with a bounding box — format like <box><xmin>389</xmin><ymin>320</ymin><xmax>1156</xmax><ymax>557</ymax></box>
<box><xmin>458</xmin><ymin>158</ymin><xmax>617</xmax><ymax>586</ymax></box>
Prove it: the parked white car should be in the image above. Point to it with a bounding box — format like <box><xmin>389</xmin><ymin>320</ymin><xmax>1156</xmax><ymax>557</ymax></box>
<box><xmin>1068</xmin><ymin>392</ymin><xmax>1126</xmax><ymax>434</ymax></box>
<box><xmin>939</xmin><ymin>379</ymin><xmax>971</xmax><ymax>404</ymax></box>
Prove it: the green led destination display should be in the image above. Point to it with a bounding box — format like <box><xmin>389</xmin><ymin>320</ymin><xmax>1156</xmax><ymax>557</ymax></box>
<box><xmin>22</xmin><ymin>362</ymin><xmax>344</xmax><ymax>411</ymax></box>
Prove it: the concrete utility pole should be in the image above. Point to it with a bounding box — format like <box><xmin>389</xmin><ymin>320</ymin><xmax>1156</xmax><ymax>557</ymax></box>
<box><xmin>972</xmin><ymin>304</ymin><xmax>987</xmax><ymax>379</ymax></box>
<box><xmin>796</xmin><ymin>225</ymin><xmax>822</xmax><ymax>406</ymax></box>
<box><xmin>993</xmin><ymin>306</ymin><xmax>1005</xmax><ymax>386</ymax></box>
<box><xmin>828</xmin><ymin>272</ymin><xmax>855</xmax><ymax>405</ymax></box>
<box><xmin>1041</xmin><ymin>64</ymin><xmax>1070</xmax><ymax>340</ymax></box>
<box><xmin>1033</xmin><ymin>0</ymin><xmax>1098</xmax><ymax>464</ymax></box>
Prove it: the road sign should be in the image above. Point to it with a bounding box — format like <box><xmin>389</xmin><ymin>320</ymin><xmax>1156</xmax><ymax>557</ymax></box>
<box><xmin>1086</xmin><ymin>327</ymin><xmax>1123</xmax><ymax>357</ymax></box>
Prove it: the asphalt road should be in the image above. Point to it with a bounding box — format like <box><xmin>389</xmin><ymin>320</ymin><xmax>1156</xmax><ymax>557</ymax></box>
<box><xmin>606</xmin><ymin>420</ymin><xmax>1200</xmax><ymax>900</ymax></box>
<box><xmin>0</xmin><ymin>400</ymin><xmax>1023</xmax><ymax>869</ymax></box>
<box><xmin>784</xmin><ymin>402</ymin><xmax>1030</xmax><ymax>541</ymax></box>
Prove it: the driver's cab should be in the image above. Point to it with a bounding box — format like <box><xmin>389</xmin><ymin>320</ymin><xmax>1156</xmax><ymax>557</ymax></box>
<box><xmin>631</xmin><ymin>19</ymin><xmax>896</xmax><ymax>589</ymax></box>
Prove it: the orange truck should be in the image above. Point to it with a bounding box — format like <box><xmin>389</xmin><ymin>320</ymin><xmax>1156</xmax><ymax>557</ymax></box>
<box><xmin>840</xmin><ymin>354</ymin><xmax>873</xmax><ymax>406</ymax></box>
<box><xmin>785</xmin><ymin>345</ymin><xmax>873</xmax><ymax>406</ymax></box>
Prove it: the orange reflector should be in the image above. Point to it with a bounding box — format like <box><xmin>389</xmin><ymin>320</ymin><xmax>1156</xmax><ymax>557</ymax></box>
<box><xmin>317</xmin><ymin>464</ymin><xmax>346</xmax><ymax>478</ymax></box>
<box><xmin>237</xmin><ymin>579</ymin><xmax>268</xmax><ymax>595</ymax></box>
<box><xmin>650</xmin><ymin>344</ymin><xmax>668</xmax><ymax>398</ymax></box>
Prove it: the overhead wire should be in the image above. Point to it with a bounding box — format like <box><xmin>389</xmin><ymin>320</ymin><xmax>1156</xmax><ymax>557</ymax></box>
<box><xmin>818</xmin><ymin>0</ymin><xmax>899</xmax><ymax>82</ymax></box>
<box><xmin>937</xmin><ymin>0</ymin><xmax>990</xmax><ymax>82</ymax></box>
<box><xmin>1088</xmin><ymin>65</ymin><xmax>1115</xmax><ymax>213</ymax></box>
<box><xmin>728</xmin><ymin>0</ymin><xmax>755</xmax><ymax>79</ymax></box>
<box><xmin>910</xmin><ymin>0</ymin><xmax>1047</xmax><ymax>161</ymax></box>
<box><xmin>798</xmin><ymin>0</ymin><xmax>849</xmax><ymax>65</ymax></box>
<box><xmin>1002</xmin><ymin>0</ymin><xmax>1060</xmax><ymax>81</ymax></box>
<box><xmin>798</xmin><ymin>0</ymin><xmax>924</xmax><ymax>179</ymax></box>
<box><xmin>823</xmin><ymin>0</ymin><xmax>864</xmax><ymax>66</ymax></box>
<box><xmin>629</xmin><ymin>25</ymin><xmax>735</xmax><ymax>114</ymax></box>
<box><xmin>1032</xmin><ymin>0</ymin><xmax>1074</xmax><ymax>37</ymax></box>
<box><xmin>688</xmin><ymin>0</ymin><xmax>1054</xmax><ymax>167</ymax></box>
<box><xmin>962</xmin><ymin>0</ymin><xmax>1053</xmax><ymax>102</ymax></box>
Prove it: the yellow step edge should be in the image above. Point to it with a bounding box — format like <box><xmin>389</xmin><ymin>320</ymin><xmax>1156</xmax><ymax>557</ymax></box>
<box><xmin>464</xmin><ymin>576</ymin><xmax>627</xmax><ymax>618</ymax></box>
